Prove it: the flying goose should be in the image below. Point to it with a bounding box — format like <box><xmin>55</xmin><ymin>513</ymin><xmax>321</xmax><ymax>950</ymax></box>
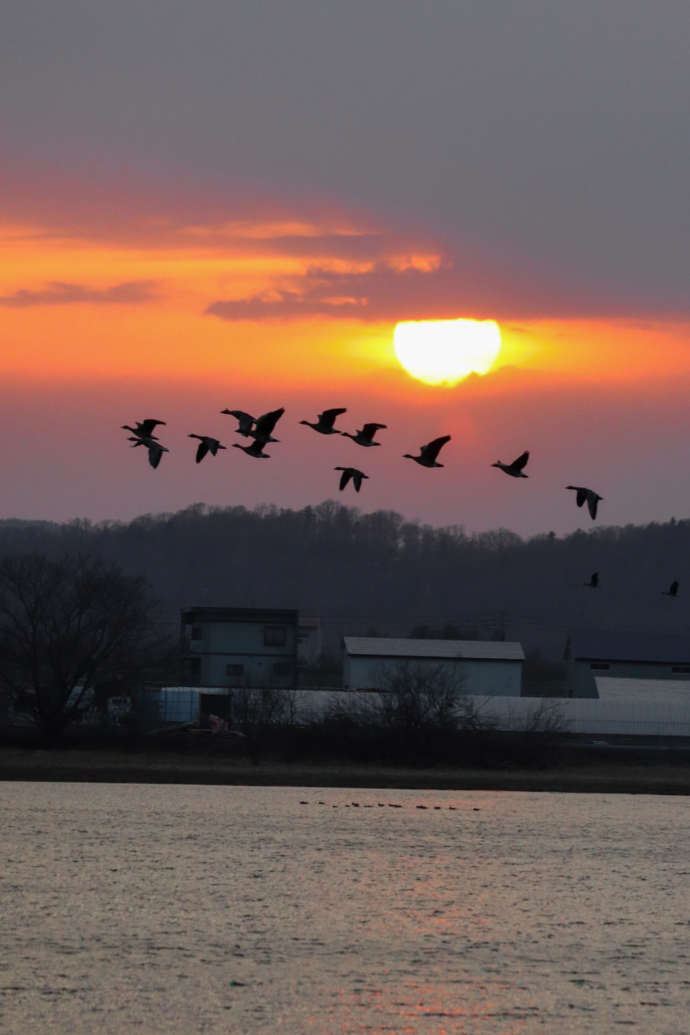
<box><xmin>221</xmin><ymin>409</ymin><xmax>255</xmax><ymax>436</ymax></box>
<box><xmin>492</xmin><ymin>451</ymin><xmax>529</xmax><ymax>478</ymax></box>
<box><xmin>662</xmin><ymin>580</ymin><xmax>679</xmax><ymax>598</ymax></box>
<box><xmin>584</xmin><ymin>571</ymin><xmax>599</xmax><ymax>589</ymax></box>
<box><xmin>300</xmin><ymin>408</ymin><xmax>347</xmax><ymax>434</ymax></box>
<box><xmin>122</xmin><ymin>419</ymin><xmax>166</xmax><ymax>440</ymax></box>
<box><xmin>128</xmin><ymin>434</ymin><xmax>169</xmax><ymax>469</ymax></box>
<box><xmin>341</xmin><ymin>422</ymin><xmax>387</xmax><ymax>447</ymax></box>
<box><xmin>251</xmin><ymin>407</ymin><xmax>285</xmax><ymax>443</ymax></box>
<box><xmin>566</xmin><ymin>485</ymin><xmax>603</xmax><ymax>520</ymax></box>
<box><xmin>188</xmin><ymin>434</ymin><xmax>227</xmax><ymax>463</ymax></box>
<box><xmin>232</xmin><ymin>439</ymin><xmax>271</xmax><ymax>459</ymax></box>
<box><xmin>334</xmin><ymin>466</ymin><xmax>369</xmax><ymax>492</ymax></box>
<box><xmin>403</xmin><ymin>435</ymin><xmax>451</xmax><ymax>468</ymax></box>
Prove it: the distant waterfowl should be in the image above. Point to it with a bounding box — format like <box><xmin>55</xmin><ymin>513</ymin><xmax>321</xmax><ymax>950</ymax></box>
<box><xmin>233</xmin><ymin>439</ymin><xmax>270</xmax><ymax>459</ymax></box>
<box><xmin>585</xmin><ymin>571</ymin><xmax>599</xmax><ymax>588</ymax></box>
<box><xmin>342</xmin><ymin>422</ymin><xmax>387</xmax><ymax>447</ymax></box>
<box><xmin>128</xmin><ymin>435</ymin><xmax>169</xmax><ymax>469</ymax></box>
<box><xmin>188</xmin><ymin>434</ymin><xmax>226</xmax><ymax>463</ymax></box>
<box><xmin>251</xmin><ymin>407</ymin><xmax>285</xmax><ymax>443</ymax></box>
<box><xmin>492</xmin><ymin>451</ymin><xmax>529</xmax><ymax>478</ymax></box>
<box><xmin>334</xmin><ymin>466</ymin><xmax>369</xmax><ymax>492</ymax></box>
<box><xmin>566</xmin><ymin>485</ymin><xmax>603</xmax><ymax>520</ymax></box>
<box><xmin>122</xmin><ymin>419</ymin><xmax>166</xmax><ymax>440</ymax></box>
<box><xmin>403</xmin><ymin>435</ymin><xmax>451</xmax><ymax>468</ymax></box>
<box><xmin>300</xmin><ymin>408</ymin><xmax>347</xmax><ymax>434</ymax></box>
<box><xmin>663</xmin><ymin>580</ymin><xmax>679</xmax><ymax>597</ymax></box>
<box><xmin>221</xmin><ymin>409</ymin><xmax>255</xmax><ymax>436</ymax></box>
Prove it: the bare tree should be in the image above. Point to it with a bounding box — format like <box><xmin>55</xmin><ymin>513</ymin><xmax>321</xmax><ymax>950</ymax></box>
<box><xmin>0</xmin><ymin>553</ymin><xmax>156</xmax><ymax>739</ymax></box>
<box><xmin>374</xmin><ymin>661</ymin><xmax>464</xmax><ymax>732</ymax></box>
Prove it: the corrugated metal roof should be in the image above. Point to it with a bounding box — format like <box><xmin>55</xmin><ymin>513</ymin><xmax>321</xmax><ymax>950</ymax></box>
<box><xmin>343</xmin><ymin>637</ymin><xmax>524</xmax><ymax>661</ymax></box>
<box><xmin>568</xmin><ymin>630</ymin><xmax>690</xmax><ymax>664</ymax></box>
<box><xmin>596</xmin><ymin>677</ymin><xmax>690</xmax><ymax>706</ymax></box>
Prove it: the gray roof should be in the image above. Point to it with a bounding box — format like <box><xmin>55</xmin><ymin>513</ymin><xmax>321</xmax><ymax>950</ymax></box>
<box><xmin>343</xmin><ymin>637</ymin><xmax>524</xmax><ymax>661</ymax></box>
<box><xmin>567</xmin><ymin>630</ymin><xmax>690</xmax><ymax>664</ymax></box>
<box><xmin>595</xmin><ymin>677</ymin><xmax>690</xmax><ymax>706</ymax></box>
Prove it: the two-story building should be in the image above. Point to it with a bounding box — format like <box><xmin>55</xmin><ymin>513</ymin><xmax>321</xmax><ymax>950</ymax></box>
<box><xmin>181</xmin><ymin>607</ymin><xmax>299</xmax><ymax>688</ymax></box>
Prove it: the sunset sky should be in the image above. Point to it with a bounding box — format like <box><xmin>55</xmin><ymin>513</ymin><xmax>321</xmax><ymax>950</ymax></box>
<box><xmin>2</xmin><ymin>1</ymin><xmax>689</xmax><ymax>536</ymax></box>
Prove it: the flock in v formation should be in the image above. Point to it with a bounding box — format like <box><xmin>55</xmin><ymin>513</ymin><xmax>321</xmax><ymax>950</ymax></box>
<box><xmin>121</xmin><ymin>406</ymin><xmax>680</xmax><ymax>600</ymax></box>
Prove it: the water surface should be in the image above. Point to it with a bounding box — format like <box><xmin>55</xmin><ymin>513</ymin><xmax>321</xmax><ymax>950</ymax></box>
<box><xmin>1</xmin><ymin>783</ymin><xmax>688</xmax><ymax>1033</ymax></box>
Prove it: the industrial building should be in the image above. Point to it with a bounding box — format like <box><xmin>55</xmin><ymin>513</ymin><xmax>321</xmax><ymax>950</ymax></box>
<box><xmin>342</xmin><ymin>636</ymin><xmax>524</xmax><ymax>696</ymax></box>
<box><xmin>565</xmin><ymin>631</ymin><xmax>690</xmax><ymax>698</ymax></box>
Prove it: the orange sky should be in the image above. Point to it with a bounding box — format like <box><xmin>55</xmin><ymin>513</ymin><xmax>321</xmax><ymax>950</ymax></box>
<box><xmin>2</xmin><ymin>182</ymin><xmax>690</xmax><ymax>536</ymax></box>
<box><xmin>3</xmin><ymin>196</ymin><xmax>690</xmax><ymax>390</ymax></box>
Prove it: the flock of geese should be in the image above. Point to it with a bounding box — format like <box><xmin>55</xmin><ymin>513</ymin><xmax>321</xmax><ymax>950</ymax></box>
<box><xmin>121</xmin><ymin>406</ymin><xmax>680</xmax><ymax>599</ymax></box>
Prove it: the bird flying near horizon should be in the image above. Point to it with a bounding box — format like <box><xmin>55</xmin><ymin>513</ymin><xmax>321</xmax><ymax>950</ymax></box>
<box><xmin>334</xmin><ymin>466</ymin><xmax>369</xmax><ymax>492</ymax></box>
<box><xmin>567</xmin><ymin>485</ymin><xmax>603</xmax><ymax>520</ymax></box>
<box><xmin>493</xmin><ymin>451</ymin><xmax>529</xmax><ymax>478</ymax></box>
<box><xmin>403</xmin><ymin>435</ymin><xmax>451</xmax><ymax>468</ymax></box>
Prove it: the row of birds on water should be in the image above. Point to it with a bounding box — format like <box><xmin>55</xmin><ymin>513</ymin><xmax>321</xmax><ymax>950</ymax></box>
<box><xmin>122</xmin><ymin>406</ymin><xmax>605</xmax><ymax>516</ymax></box>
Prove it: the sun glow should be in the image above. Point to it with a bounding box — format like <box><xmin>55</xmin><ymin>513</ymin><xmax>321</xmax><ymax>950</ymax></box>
<box><xmin>394</xmin><ymin>318</ymin><xmax>502</xmax><ymax>385</ymax></box>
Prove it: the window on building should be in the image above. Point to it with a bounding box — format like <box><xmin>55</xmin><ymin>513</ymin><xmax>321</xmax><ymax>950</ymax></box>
<box><xmin>264</xmin><ymin>625</ymin><xmax>287</xmax><ymax>646</ymax></box>
<box><xmin>226</xmin><ymin>663</ymin><xmax>244</xmax><ymax>677</ymax></box>
<box><xmin>272</xmin><ymin>661</ymin><xmax>292</xmax><ymax>677</ymax></box>
<box><xmin>190</xmin><ymin>625</ymin><xmax>202</xmax><ymax>640</ymax></box>
<box><xmin>590</xmin><ymin>662</ymin><xmax>610</xmax><ymax>670</ymax></box>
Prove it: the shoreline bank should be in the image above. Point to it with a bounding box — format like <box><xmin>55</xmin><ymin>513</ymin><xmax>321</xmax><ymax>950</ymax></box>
<box><xmin>1</xmin><ymin>749</ymin><xmax>689</xmax><ymax>794</ymax></box>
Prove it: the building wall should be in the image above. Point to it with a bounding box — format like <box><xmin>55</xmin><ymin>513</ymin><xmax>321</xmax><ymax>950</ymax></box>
<box><xmin>343</xmin><ymin>655</ymin><xmax>522</xmax><ymax>696</ymax></box>
<box><xmin>183</xmin><ymin>615</ymin><xmax>298</xmax><ymax>688</ymax></box>
<box><xmin>568</xmin><ymin>660</ymin><xmax>690</xmax><ymax>699</ymax></box>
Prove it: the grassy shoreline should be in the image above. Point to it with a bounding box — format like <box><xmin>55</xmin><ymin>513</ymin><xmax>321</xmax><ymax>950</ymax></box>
<box><xmin>1</xmin><ymin>748</ymin><xmax>689</xmax><ymax>794</ymax></box>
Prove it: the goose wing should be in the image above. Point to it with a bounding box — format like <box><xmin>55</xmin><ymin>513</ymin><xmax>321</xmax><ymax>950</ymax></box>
<box><xmin>148</xmin><ymin>442</ymin><xmax>165</xmax><ymax>469</ymax></box>
<box><xmin>566</xmin><ymin>485</ymin><xmax>588</xmax><ymax>508</ymax></box>
<box><xmin>361</xmin><ymin>422</ymin><xmax>386</xmax><ymax>440</ymax></box>
<box><xmin>422</xmin><ymin>435</ymin><xmax>451</xmax><ymax>461</ymax></box>
<box><xmin>335</xmin><ymin>466</ymin><xmax>352</xmax><ymax>490</ymax></box>
<box><xmin>586</xmin><ymin>492</ymin><xmax>600</xmax><ymax>519</ymax></box>
<box><xmin>254</xmin><ymin>406</ymin><xmax>285</xmax><ymax>438</ymax></box>
<box><xmin>511</xmin><ymin>450</ymin><xmax>529</xmax><ymax>471</ymax></box>
<box><xmin>223</xmin><ymin>409</ymin><xmax>255</xmax><ymax>435</ymax></box>
<box><xmin>195</xmin><ymin>439</ymin><xmax>210</xmax><ymax>463</ymax></box>
<box><xmin>138</xmin><ymin>419</ymin><xmax>166</xmax><ymax>437</ymax></box>
<box><xmin>320</xmin><ymin>407</ymin><xmax>347</xmax><ymax>429</ymax></box>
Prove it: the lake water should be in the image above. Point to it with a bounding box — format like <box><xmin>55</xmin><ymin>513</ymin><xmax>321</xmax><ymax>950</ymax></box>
<box><xmin>1</xmin><ymin>783</ymin><xmax>688</xmax><ymax>1034</ymax></box>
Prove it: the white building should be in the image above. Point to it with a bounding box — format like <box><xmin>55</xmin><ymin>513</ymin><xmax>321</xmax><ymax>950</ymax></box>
<box><xmin>181</xmin><ymin>607</ymin><xmax>299</xmax><ymax>688</ymax></box>
<box><xmin>343</xmin><ymin>637</ymin><xmax>524</xmax><ymax>696</ymax></box>
<box><xmin>565</xmin><ymin>631</ymin><xmax>690</xmax><ymax>698</ymax></box>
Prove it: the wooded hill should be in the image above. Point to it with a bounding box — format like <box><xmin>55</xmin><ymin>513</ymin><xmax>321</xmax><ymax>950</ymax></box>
<box><xmin>1</xmin><ymin>503</ymin><xmax>687</xmax><ymax>667</ymax></box>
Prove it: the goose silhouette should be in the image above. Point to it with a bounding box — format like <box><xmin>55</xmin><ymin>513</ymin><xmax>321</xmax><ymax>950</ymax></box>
<box><xmin>188</xmin><ymin>435</ymin><xmax>226</xmax><ymax>463</ymax></box>
<box><xmin>403</xmin><ymin>435</ymin><xmax>451</xmax><ymax>468</ymax></box>
<box><xmin>567</xmin><ymin>485</ymin><xmax>603</xmax><ymax>520</ymax></box>
<box><xmin>128</xmin><ymin>435</ymin><xmax>169</xmax><ymax>469</ymax></box>
<box><xmin>342</xmin><ymin>422</ymin><xmax>386</xmax><ymax>447</ymax></box>
<box><xmin>251</xmin><ymin>407</ymin><xmax>285</xmax><ymax>443</ymax></box>
<box><xmin>493</xmin><ymin>451</ymin><xmax>529</xmax><ymax>478</ymax></box>
<box><xmin>300</xmin><ymin>408</ymin><xmax>347</xmax><ymax>434</ymax></box>
<box><xmin>334</xmin><ymin>467</ymin><xmax>368</xmax><ymax>492</ymax></box>
<box><xmin>122</xmin><ymin>419</ymin><xmax>166</xmax><ymax>440</ymax></box>
<box><xmin>233</xmin><ymin>439</ymin><xmax>271</xmax><ymax>459</ymax></box>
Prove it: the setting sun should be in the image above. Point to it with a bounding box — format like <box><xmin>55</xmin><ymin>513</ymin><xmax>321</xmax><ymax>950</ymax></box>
<box><xmin>393</xmin><ymin>318</ymin><xmax>502</xmax><ymax>385</ymax></box>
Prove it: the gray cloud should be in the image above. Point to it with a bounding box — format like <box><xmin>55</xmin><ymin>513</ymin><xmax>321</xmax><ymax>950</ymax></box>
<box><xmin>2</xmin><ymin>1</ymin><xmax>689</xmax><ymax>316</ymax></box>
<box><xmin>0</xmin><ymin>281</ymin><xmax>157</xmax><ymax>308</ymax></box>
